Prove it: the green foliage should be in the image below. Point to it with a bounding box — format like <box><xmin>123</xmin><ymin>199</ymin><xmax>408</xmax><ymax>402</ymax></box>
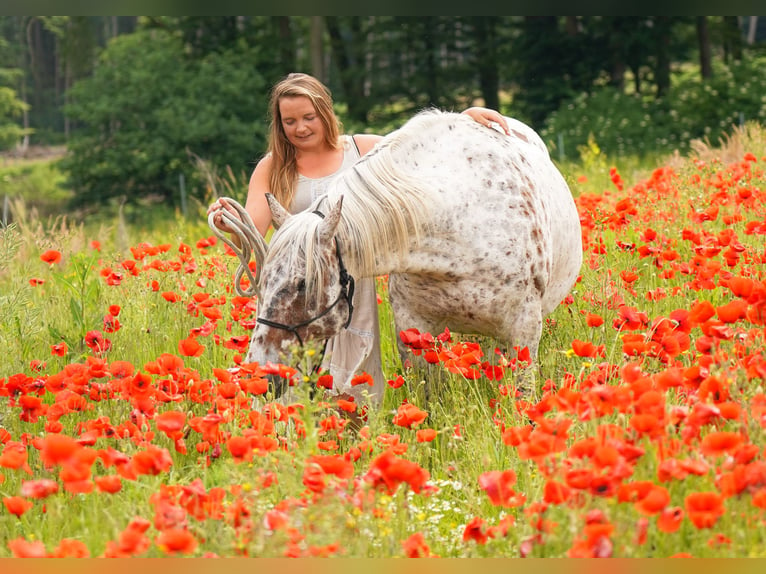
<box><xmin>0</xmin><ymin>36</ymin><xmax>29</xmax><ymax>150</ymax></box>
<box><xmin>60</xmin><ymin>28</ymin><xmax>268</xmax><ymax>208</ymax></box>
<box><xmin>542</xmin><ymin>55</ymin><xmax>766</xmax><ymax>158</ymax></box>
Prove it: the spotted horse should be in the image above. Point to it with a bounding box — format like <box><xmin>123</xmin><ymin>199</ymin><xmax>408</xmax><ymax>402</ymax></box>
<box><xmin>219</xmin><ymin>109</ymin><xmax>583</xmax><ymax>402</ymax></box>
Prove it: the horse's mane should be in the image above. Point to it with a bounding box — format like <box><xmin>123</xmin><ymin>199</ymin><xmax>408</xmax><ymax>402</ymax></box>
<box><xmin>266</xmin><ymin>109</ymin><xmax>450</xmax><ymax>298</ymax></box>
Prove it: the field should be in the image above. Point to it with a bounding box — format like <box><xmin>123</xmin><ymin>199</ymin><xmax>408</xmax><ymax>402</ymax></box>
<box><xmin>2</xmin><ymin>126</ymin><xmax>766</xmax><ymax>558</ymax></box>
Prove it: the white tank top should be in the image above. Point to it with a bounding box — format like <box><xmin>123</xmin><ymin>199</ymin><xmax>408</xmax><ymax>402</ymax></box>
<box><xmin>289</xmin><ymin>135</ymin><xmax>361</xmax><ymax>213</ymax></box>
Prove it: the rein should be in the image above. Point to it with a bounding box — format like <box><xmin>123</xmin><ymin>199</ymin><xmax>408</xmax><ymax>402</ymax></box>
<box><xmin>255</xmin><ymin>209</ymin><xmax>355</xmax><ymax>346</ymax></box>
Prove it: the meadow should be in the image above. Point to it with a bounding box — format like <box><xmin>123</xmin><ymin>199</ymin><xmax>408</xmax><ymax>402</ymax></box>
<box><xmin>2</xmin><ymin>125</ymin><xmax>766</xmax><ymax>558</ymax></box>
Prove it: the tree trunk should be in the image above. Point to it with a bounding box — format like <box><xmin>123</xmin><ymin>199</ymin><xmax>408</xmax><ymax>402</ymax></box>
<box><xmin>473</xmin><ymin>17</ymin><xmax>499</xmax><ymax>110</ymax></box>
<box><xmin>275</xmin><ymin>17</ymin><xmax>294</xmax><ymax>77</ymax></box>
<box><xmin>310</xmin><ymin>17</ymin><xmax>325</xmax><ymax>82</ymax></box>
<box><xmin>697</xmin><ymin>17</ymin><xmax>712</xmax><ymax>80</ymax></box>
<box><xmin>654</xmin><ymin>16</ymin><xmax>671</xmax><ymax>98</ymax></box>
<box><xmin>723</xmin><ymin>16</ymin><xmax>743</xmax><ymax>62</ymax></box>
<box><xmin>325</xmin><ymin>17</ymin><xmax>369</xmax><ymax>123</ymax></box>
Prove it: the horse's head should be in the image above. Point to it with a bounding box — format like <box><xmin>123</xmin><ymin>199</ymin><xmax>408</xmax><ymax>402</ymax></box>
<box><xmin>247</xmin><ymin>194</ymin><xmax>353</xmax><ymax>395</ymax></box>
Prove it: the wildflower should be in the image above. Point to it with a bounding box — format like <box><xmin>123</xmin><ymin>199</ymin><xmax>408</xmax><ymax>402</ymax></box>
<box><xmin>700</xmin><ymin>431</ymin><xmax>743</xmax><ymax>457</ymax></box>
<box><xmin>178</xmin><ymin>337</ymin><xmax>204</xmax><ymax>357</ymax></box>
<box><xmin>307</xmin><ymin>454</ymin><xmax>354</xmax><ymax>479</ymax></box>
<box><xmin>3</xmin><ymin>496</ymin><xmax>33</xmax><ymax>518</ymax></box>
<box><xmin>657</xmin><ymin>506</ymin><xmax>684</xmax><ymax>533</ymax></box>
<box><xmin>387</xmin><ymin>375</ymin><xmax>406</xmax><ymax>388</ymax></box>
<box><xmin>416</xmin><ymin>429</ymin><xmax>437</xmax><ymax>443</ymax></box>
<box><xmin>95</xmin><ymin>475</ymin><xmax>123</xmax><ymax>494</ymax></box>
<box><xmin>351</xmin><ymin>372</ymin><xmax>374</xmax><ymax>386</ymax></box>
<box><xmin>20</xmin><ymin>479</ymin><xmax>59</xmax><ymax>499</ymax></box>
<box><xmin>478</xmin><ymin>469</ymin><xmax>525</xmax><ymax>508</ymax></box>
<box><xmin>51</xmin><ymin>538</ymin><xmax>90</xmax><ymax>557</ymax></box>
<box><xmin>365</xmin><ymin>449</ymin><xmax>430</xmax><ymax>494</ymax></box>
<box><xmin>7</xmin><ymin>537</ymin><xmax>47</xmax><ymax>557</ymax></box>
<box><xmin>392</xmin><ymin>402</ymin><xmax>428</xmax><ymax>429</ymax></box>
<box><xmin>317</xmin><ymin>373</ymin><xmax>334</xmax><ymax>390</ymax></box>
<box><xmin>685</xmin><ymin>491</ymin><xmax>724</xmax><ymax>529</ymax></box>
<box><xmin>462</xmin><ymin>516</ymin><xmax>489</xmax><ymax>545</ymax></box>
<box><xmin>155</xmin><ymin>411</ymin><xmax>186</xmax><ymax>440</ymax></box>
<box><xmin>156</xmin><ymin>528</ymin><xmax>197</xmax><ymax>555</ymax></box>
<box><xmin>402</xmin><ymin>532</ymin><xmax>434</xmax><ymax>557</ymax></box>
<box><xmin>40</xmin><ymin>249</ymin><xmax>62</xmax><ymax>265</ymax></box>
<box><xmin>50</xmin><ymin>342</ymin><xmax>68</xmax><ymax>356</ymax></box>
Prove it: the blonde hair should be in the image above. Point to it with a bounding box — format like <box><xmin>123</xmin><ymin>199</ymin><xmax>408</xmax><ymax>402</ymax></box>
<box><xmin>267</xmin><ymin>73</ymin><xmax>343</xmax><ymax>208</ymax></box>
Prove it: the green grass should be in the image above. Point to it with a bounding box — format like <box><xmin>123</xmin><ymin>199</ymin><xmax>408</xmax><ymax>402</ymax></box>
<box><xmin>3</xmin><ymin>131</ymin><xmax>766</xmax><ymax>557</ymax></box>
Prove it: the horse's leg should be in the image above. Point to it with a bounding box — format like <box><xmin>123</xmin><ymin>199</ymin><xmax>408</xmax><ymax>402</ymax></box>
<box><xmin>503</xmin><ymin>297</ymin><xmax>544</xmax><ymax>400</ymax></box>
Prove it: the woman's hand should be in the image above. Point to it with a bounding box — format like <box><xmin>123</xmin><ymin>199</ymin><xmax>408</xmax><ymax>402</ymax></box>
<box><xmin>207</xmin><ymin>197</ymin><xmax>241</xmax><ymax>233</ymax></box>
<box><xmin>461</xmin><ymin>106</ymin><xmax>510</xmax><ymax>135</ymax></box>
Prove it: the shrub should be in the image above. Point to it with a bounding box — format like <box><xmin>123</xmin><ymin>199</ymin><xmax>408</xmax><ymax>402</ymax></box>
<box><xmin>541</xmin><ymin>55</ymin><xmax>766</xmax><ymax>159</ymax></box>
<box><xmin>60</xmin><ymin>29</ymin><xmax>269</xmax><ymax>209</ymax></box>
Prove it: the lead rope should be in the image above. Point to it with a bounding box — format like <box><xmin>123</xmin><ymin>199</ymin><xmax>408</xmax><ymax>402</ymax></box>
<box><xmin>207</xmin><ymin>197</ymin><xmax>267</xmax><ymax>298</ymax></box>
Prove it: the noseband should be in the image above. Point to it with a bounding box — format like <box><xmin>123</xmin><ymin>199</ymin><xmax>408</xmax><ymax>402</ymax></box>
<box><xmin>255</xmin><ymin>209</ymin><xmax>355</xmax><ymax>346</ymax></box>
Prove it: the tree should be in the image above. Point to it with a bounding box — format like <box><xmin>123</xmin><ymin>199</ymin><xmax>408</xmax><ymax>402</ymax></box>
<box><xmin>472</xmin><ymin>17</ymin><xmax>500</xmax><ymax>110</ymax></box>
<box><xmin>697</xmin><ymin>17</ymin><xmax>712</xmax><ymax>80</ymax></box>
<box><xmin>0</xmin><ymin>70</ymin><xmax>29</xmax><ymax>150</ymax></box>
<box><xmin>60</xmin><ymin>28</ymin><xmax>268</xmax><ymax>207</ymax></box>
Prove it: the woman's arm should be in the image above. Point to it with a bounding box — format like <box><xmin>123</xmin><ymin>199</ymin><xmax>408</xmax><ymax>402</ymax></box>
<box><xmin>207</xmin><ymin>155</ymin><xmax>273</xmax><ymax>245</ymax></box>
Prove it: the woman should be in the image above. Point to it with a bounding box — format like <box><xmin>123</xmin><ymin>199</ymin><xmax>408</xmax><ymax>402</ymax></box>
<box><xmin>208</xmin><ymin>72</ymin><xmax>509</xmax><ymax>407</ymax></box>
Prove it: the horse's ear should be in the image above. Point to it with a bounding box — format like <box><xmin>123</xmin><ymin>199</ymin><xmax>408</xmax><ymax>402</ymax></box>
<box><xmin>266</xmin><ymin>193</ymin><xmax>291</xmax><ymax>230</ymax></box>
<box><xmin>318</xmin><ymin>195</ymin><xmax>343</xmax><ymax>243</ymax></box>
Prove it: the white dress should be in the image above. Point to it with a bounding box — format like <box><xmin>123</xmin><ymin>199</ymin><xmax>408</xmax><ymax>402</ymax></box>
<box><xmin>288</xmin><ymin>135</ymin><xmax>386</xmax><ymax>406</ymax></box>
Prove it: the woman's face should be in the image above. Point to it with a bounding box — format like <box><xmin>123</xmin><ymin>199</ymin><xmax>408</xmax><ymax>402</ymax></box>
<box><xmin>279</xmin><ymin>96</ymin><xmax>325</xmax><ymax>150</ymax></box>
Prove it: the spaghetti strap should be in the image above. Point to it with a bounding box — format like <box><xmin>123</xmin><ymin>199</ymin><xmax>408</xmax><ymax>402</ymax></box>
<box><xmin>350</xmin><ymin>134</ymin><xmax>361</xmax><ymax>156</ymax></box>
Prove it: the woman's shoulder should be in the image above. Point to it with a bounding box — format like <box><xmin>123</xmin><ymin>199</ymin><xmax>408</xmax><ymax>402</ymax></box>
<box><xmin>348</xmin><ymin>133</ymin><xmax>384</xmax><ymax>156</ymax></box>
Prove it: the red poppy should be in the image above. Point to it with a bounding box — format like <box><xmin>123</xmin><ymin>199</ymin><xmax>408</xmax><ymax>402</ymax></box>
<box><xmin>20</xmin><ymin>478</ymin><xmax>59</xmax><ymax>499</ymax></box>
<box><xmin>51</xmin><ymin>538</ymin><xmax>90</xmax><ymax>558</ymax></box>
<box><xmin>586</xmin><ymin>313</ymin><xmax>605</xmax><ymax>327</ymax></box>
<box><xmin>162</xmin><ymin>291</ymin><xmax>182</xmax><ymax>303</ymax></box>
<box><xmin>700</xmin><ymin>431</ymin><xmax>743</xmax><ymax>457</ymax></box>
<box><xmin>307</xmin><ymin>454</ymin><xmax>354</xmax><ymax>479</ymax></box>
<box><xmin>716</xmin><ymin>299</ymin><xmax>748</xmax><ymax>323</ymax></box>
<box><xmin>416</xmin><ymin>428</ymin><xmax>437</xmax><ymax>443</ymax></box>
<box><xmin>40</xmin><ymin>249</ymin><xmax>62</xmax><ymax>264</ymax></box>
<box><xmin>657</xmin><ymin>506</ymin><xmax>684</xmax><ymax>533</ymax></box>
<box><xmin>478</xmin><ymin>469</ymin><xmax>524</xmax><ymax>507</ymax></box>
<box><xmin>156</xmin><ymin>528</ymin><xmax>198</xmax><ymax>555</ymax></box>
<box><xmin>7</xmin><ymin>537</ymin><xmax>47</xmax><ymax>557</ymax></box>
<box><xmin>685</xmin><ymin>491</ymin><xmax>724</xmax><ymax>529</ymax></box>
<box><xmin>316</xmin><ymin>373</ymin><xmax>334</xmax><ymax>390</ymax></box>
<box><xmin>365</xmin><ymin>449</ymin><xmax>430</xmax><ymax>494</ymax></box>
<box><xmin>50</xmin><ymin>342</ymin><xmax>68</xmax><ymax>356</ymax></box>
<box><xmin>155</xmin><ymin>411</ymin><xmax>186</xmax><ymax>439</ymax></box>
<box><xmin>635</xmin><ymin>484</ymin><xmax>670</xmax><ymax>515</ymax></box>
<box><xmin>94</xmin><ymin>475</ymin><xmax>123</xmax><ymax>494</ymax></box>
<box><xmin>392</xmin><ymin>402</ymin><xmax>428</xmax><ymax>429</ymax></box>
<box><xmin>387</xmin><ymin>375</ymin><xmax>406</xmax><ymax>388</ymax></box>
<box><xmin>178</xmin><ymin>337</ymin><xmax>204</xmax><ymax>357</ymax></box>
<box><xmin>39</xmin><ymin>433</ymin><xmax>80</xmax><ymax>467</ymax></box>
<box><xmin>462</xmin><ymin>516</ymin><xmax>488</xmax><ymax>545</ymax></box>
<box><xmin>226</xmin><ymin>436</ymin><xmax>252</xmax><ymax>463</ymax></box>
<box><xmin>3</xmin><ymin>496</ymin><xmax>33</xmax><ymax>518</ymax></box>
<box><xmin>402</xmin><ymin>532</ymin><xmax>434</xmax><ymax>558</ymax></box>
<box><xmin>544</xmin><ymin>479</ymin><xmax>572</xmax><ymax>504</ymax></box>
<box><xmin>351</xmin><ymin>372</ymin><xmax>374</xmax><ymax>386</ymax></box>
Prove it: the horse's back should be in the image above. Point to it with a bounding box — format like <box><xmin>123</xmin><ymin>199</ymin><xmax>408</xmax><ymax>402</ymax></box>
<box><xmin>388</xmin><ymin>111</ymin><xmax>582</xmax><ymax>334</ymax></box>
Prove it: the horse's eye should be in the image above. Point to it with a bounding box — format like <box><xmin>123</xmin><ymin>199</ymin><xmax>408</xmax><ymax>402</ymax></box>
<box><xmin>296</xmin><ymin>279</ymin><xmax>306</xmax><ymax>292</ymax></box>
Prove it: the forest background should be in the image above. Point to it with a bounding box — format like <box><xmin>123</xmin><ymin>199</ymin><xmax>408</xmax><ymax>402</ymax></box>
<box><xmin>2</xmin><ymin>16</ymin><xmax>766</xmax><ymax>224</ymax></box>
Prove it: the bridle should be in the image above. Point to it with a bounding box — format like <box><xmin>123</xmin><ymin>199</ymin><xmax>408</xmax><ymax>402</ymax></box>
<box><xmin>255</xmin><ymin>209</ymin><xmax>355</xmax><ymax>346</ymax></box>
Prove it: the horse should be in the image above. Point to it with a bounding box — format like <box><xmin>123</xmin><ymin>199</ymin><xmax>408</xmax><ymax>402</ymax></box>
<box><xmin>233</xmin><ymin>109</ymin><xmax>582</xmax><ymax>400</ymax></box>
